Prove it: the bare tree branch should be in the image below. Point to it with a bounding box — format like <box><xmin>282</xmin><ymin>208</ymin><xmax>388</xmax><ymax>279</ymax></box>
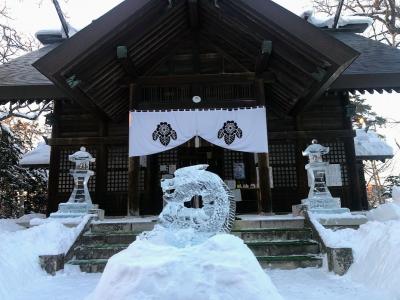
<box><xmin>314</xmin><ymin>0</ymin><xmax>400</xmax><ymax>47</ymax></box>
<box><xmin>0</xmin><ymin>102</ymin><xmax>53</xmax><ymax>122</ymax></box>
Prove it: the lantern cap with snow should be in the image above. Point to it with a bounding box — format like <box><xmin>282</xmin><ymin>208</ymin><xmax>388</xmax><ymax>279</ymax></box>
<box><xmin>68</xmin><ymin>147</ymin><xmax>95</xmax><ymax>170</ymax></box>
<box><xmin>302</xmin><ymin>139</ymin><xmax>330</xmax><ymax>164</ymax></box>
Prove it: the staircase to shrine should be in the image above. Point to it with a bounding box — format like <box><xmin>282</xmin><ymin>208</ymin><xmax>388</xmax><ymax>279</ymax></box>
<box><xmin>232</xmin><ymin>217</ymin><xmax>322</xmax><ymax>269</ymax></box>
<box><xmin>67</xmin><ymin>217</ymin><xmax>322</xmax><ymax>273</ymax></box>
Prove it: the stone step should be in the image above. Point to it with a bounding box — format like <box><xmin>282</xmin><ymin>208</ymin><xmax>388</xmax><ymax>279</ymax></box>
<box><xmin>81</xmin><ymin>232</ymin><xmax>139</xmax><ymax>245</ymax></box>
<box><xmin>75</xmin><ymin>244</ymin><xmax>128</xmax><ymax>260</ymax></box>
<box><xmin>257</xmin><ymin>255</ymin><xmax>323</xmax><ymax>269</ymax></box>
<box><xmin>233</xmin><ymin>218</ymin><xmax>305</xmax><ymax>230</ymax></box>
<box><xmin>90</xmin><ymin>221</ymin><xmax>155</xmax><ymax>233</ymax></box>
<box><xmin>232</xmin><ymin>228</ymin><xmax>313</xmax><ymax>241</ymax></box>
<box><xmin>245</xmin><ymin>240</ymin><xmax>320</xmax><ymax>256</ymax></box>
<box><xmin>67</xmin><ymin>254</ymin><xmax>323</xmax><ymax>274</ymax></box>
<box><xmin>68</xmin><ymin>259</ymin><xmax>108</xmax><ymax>273</ymax></box>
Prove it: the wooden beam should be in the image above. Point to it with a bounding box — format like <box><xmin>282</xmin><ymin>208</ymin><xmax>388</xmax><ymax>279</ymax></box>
<box><xmin>33</xmin><ymin>0</ymin><xmax>167</xmax><ymax>75</ymax></box>
<box><xmin>227</xmin><ymin>0</ymin><xmax>359</xmax><ymax>66</ymax></box>
<box><xmin>255</xmin><ymin>78</ymin><xmax>273</xmax><ymax>213</ymax></box>
<box><xmin>268</xmin><ymin>129</ymin><xmax>356</xmax><ymax>140</ymax></box>
<box><xmin>46</xmin><ymin>101</ymin><xmax>61</xmax><ymax>215</ymax></box>
<box><xmin>341</xmin><ymin>92</ymin><xmax>363</xmax><ymax>211</ymax></box>
<box><xmin>199</xmin><ymin>34</ymin><xmax>251</xmax><ymax>73</ymax></box>
<box><xmin>128</xmin><ymin>83</ymin><xmax>140</xmax><ymax>216</ymax></box>
<box><xmin>48</xmin><ymin>136</ymin><xmax>128</xmax><ymax>146</ymax></box>
<box><xmin>290</xmin><ymin>61</ymin><xmax>352</xmax><ymax>116</ymax></box>
<box><xmin>117</xmin><ymin>46</ymin><xmax>138</xmax><ymax>78</ymax></box>
<box><xmin>52</xmin><ymin>74</ymin><xmax>109</xmax><ymax>121</ymax></box>
<box><xmin>0</xmin><ymin>85</ymin><xmax>66</xmax><ymax>102</ymax></box>
<box><xmin>136</xmin><ymin>73</ymin><xmax>272</xmax><ymax>85</ymax></box>
<box><xmin>188</xmin><ymin>0</ymin><xmax>199</xmax><ymax>30</ymax></box>
<box><xmin>95</xmin><ymin>120</ymin><xmax>108</xmax><ymax>211</ymax></box>
<box><xmin>255</xmin><ymin>40</ymin><xmax>272</xmax><ymax>76</ymax></box>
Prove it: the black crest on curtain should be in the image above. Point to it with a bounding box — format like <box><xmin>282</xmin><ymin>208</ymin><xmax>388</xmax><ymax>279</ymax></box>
<box><xmin>218</xmin><ymin>121</ymin><xmax>243</xmax><ymax>145</ymax></box>
<box><xmin>153</xmin><ymin>122</ymin><xmax>178</xmax><ymax>146</ymax></box>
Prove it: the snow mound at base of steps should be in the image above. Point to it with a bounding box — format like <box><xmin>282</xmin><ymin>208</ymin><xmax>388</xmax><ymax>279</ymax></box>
<box><xmin>87</xmin><ymin>233</ymin><xmax>283</xmax><ymax>300</ymax></box>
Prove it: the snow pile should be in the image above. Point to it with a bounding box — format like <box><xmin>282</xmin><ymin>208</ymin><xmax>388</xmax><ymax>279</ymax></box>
<box><xmin>367</xmin><ymin>187</ymin><xmax>400</xmax><ymax>221</ymax></box>
<box><xmin>30</xmin><ymin>215</ymin><xmax>86</xmax><ymax>226</ymax></box>
<box><xmin>367</xmin><ymin>202</ymin><xmax>400</xmax><ymax>221</ymax></box>
<box><xmin>19</xmin><ymin>142</ymin><xmax>51</xmax><ymax>166</ymax></box>
<box><xmin>307</xmin><ymin>14</ymin><xmax>373</xmax><ymax>29</ymax></box>
<box><xmin>0</xmin><ymin>217</ymin><xmax>89</xmax><ymax>300</ymax></box>
<box><xmin>354</xmin><ymin>129</ymin><xmax>393</xmax><ymax>158</ymax></box>
<box><xmin>0</xmin><ymin>219</ymin><xmax>24</xmax><ymax>233</ymax></box>
<box><xmin>346</xmin><ymin>221</ymin><xmax>400</xmax><ymax>298</ymax></box>
<box><xmin>393</xmin><ymin>186</ymin><xmax>400</xmax><ymax>203</ymax></box>
<box><xmin>88</xmin><ymin>230</ymin><xmax>283</xmax><ymax>300</ymax></box>
<box><xmin>16</xmin><ymin>213</ymin><xmax>46</xmax><ymax>225</ymax></box>
<box><xmin>310</xmin><ymin>210</ymin><xmax>400</xmax><ymax>299</ymax></box>
<box><xmin>272</xmin><ymin>0</ymin><xmax>373</xmax><ymax>29</ymax></box>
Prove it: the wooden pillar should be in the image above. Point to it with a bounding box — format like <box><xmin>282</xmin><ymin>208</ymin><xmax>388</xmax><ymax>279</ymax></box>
<box><xmin>257</xmin><ymin>153</ymin><xmax>272</xmax><ymax>213</ymax></box>
<box><xmin>128</xmin><ymin>83</ymin><xmax>140</xmax><ymax>216</ymax></box>
<box><xmin>342</xmin><ymin>92</ymin><xmax>362</xmax><ymax>211</ymax></box>
<box><xmin>47</xmin><ymin>100</ymin><xmax>61</xmax><ymax>215</ymax></box>
<box><xmin>128</xmin><ymin>156</ymin><xmax>140</xmax><ymax>215</ymax></box>
<box><xmin>344</xmin><ymin>137</ymin><xmax>362</xmax><ymax>210</ymax></box>
<box><xmin>255</xmin><ymin>79</ymin><xmax>273</xmax><ymax>213</ymax></box>
<box><xmin>295</xmin><ymin>117</ymin><xmax>308</xmax><ymax>202</ymax></box>
<box><xmin>95</xmin><ymin>120</ymin><xmax>107</xmax><ymax>211</ymax></box>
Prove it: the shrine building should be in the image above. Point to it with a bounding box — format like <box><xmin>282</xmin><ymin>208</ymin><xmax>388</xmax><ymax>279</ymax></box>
<box><xmin>1</xmin><ymin>0</ymin><xmax>400</xmax><ymax>216</ymax></box>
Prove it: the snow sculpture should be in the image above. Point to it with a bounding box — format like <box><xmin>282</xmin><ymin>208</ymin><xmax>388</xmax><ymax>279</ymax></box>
<box><xmin>50</xmin><ymin>147</ymin><xmax>95</xmax><ymax>218</ymax></box>
<box><xmin>301</xmin><ymin>140</ymin><xmax>349</xmax><ymax>214</ymax></box>
<box><xmin>159</xmin><ymin>164</ymin><xmax>235</xmax><ymax>233</ymax></box>
<box><xmin>142</xmin><ymin>165</ymin><xmax>235</xmax><ymax>246</ymax></box>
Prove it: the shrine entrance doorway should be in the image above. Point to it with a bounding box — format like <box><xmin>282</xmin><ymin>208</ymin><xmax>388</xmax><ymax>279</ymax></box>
<box><xmin>177</xmin><ymin>146</ymin><xmax>224</xmax><ymax>179</ymax></box>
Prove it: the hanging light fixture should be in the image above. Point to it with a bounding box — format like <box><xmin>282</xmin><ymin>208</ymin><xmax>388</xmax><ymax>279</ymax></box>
<box><xmin>192</xmin><ymin>96</ymin><xmax>201</xmax><ymax>104</ymax></box>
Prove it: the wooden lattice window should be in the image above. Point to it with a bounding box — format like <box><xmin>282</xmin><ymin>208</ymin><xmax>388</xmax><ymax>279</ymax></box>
<box><xmin>141</xmin><ymin>86</ymin><xmax>191</xmax><ymax>104</ymax></box>
<box><xmin>140</xmin><ymin>84</ymin><xmax>255</xmax><ymax>107</ymax></box>
<box><xmin>269</xmin><ymin>143</ymin><xmax>297</xmax><ymax>188</ymax></box>
<box><xmin>202</xmin><ymin>83</ymin><xmax>255</xmax><ymax>101</ymax></box>
<box><xmin>158</xmin><ymin>149</ymin><xmax>178</xmax><ymax>165</ymax></box>
<box><xmin>107</xmin><ymin>146</ymin><xmax>128</xmax><ymax>192</ymax></box>
<box><xmin>223</xmin><ymin>149</ymin><xmax>244</xmax><ymax>180</ymax></box>
<box><xmin>323</xmin><ymin>141</ymin><xmax>349</xmax><ymax>186</ymax></box>
<box><xmin>139</xmin><ymin>168</ymin><xmax>145</xmax><ymax>192</ymax></box>
<box><xmin>58</xmin><ymin>147</ymin><xmax>96</xmax><ymax>193</ymax></box>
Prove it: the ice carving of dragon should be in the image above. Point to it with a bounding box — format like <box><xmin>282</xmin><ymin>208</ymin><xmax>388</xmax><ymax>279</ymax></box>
<box><xmin>159</xmin><ymin>165</ymin><xmax>236</xmax><ymax>235</ymax></box>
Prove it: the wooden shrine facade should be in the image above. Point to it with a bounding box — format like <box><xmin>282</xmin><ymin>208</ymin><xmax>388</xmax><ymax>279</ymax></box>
<box><xmin>2</xmin><ymin>0</ymin><xmax>400</xmax><ymax>215</ymax></box>
<box><xmin>47</xmin><ymin>90</ymin><xmax>359</xmax><ymax>216</ymax></box>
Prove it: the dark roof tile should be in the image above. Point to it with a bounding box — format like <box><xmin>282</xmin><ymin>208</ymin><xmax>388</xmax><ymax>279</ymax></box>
<box><xmin>0</xmin><ymin>44</ymin><xmax>59</xmax><ymax>86</ymax></box>
<box><xmin>331</xmin><ymin>32</ymin><xmax>400</xmax><ymax>75</ymax></box>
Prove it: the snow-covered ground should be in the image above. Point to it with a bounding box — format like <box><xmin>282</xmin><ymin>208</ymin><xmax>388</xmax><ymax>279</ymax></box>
<box><xmin>1</xmin><ymin>198</ymin><xmax>400</xmax><ymax>300</ymax></box>
<box><xmin>269</xmin><ymin>268</ymin><xmax>396</xmax><ymax>300</ymax></box>
<box><xmin>7</xmin><ymin>266</ymin><xmax>397</xmax><ymax>300</ymax></box>
<box><xmin>0</xmin><ymin>217</ymin><xmax>89</xmax><ymax>300</ymax></box>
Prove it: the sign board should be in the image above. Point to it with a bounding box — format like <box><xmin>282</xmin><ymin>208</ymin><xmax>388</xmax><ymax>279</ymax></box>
<box><xmin>326</xmin><ymin>164</ymin><xmax>343</xmax><ymax>187</ymax></box>
<box><xmin>307</xmin><ymin>164</ymin><xmax>342</xmax><ymax>187</ymax></box>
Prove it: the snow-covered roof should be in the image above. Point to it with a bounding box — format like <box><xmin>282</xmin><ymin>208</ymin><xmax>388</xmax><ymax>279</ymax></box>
<box><xmin>19</xmin><ymin>143</ymin><xmax>51</xmax><ymax>167</ymax></box>
<box><xmin>272</xmin><ymin>0</ymin><xmax>373</xmax><ymax>29</ymax></box>
<box><xmin>354</xmin><ymin>129</ymin><xmax>394</xmax><ymax>160</ymax></box>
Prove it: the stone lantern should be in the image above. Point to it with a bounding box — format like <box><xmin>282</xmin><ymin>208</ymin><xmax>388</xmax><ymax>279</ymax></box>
<box><xmin>67</xmin><ymin>147</ymin><xmax>95</xmax><ymax>204</ymax></box>
<box><xmin>301</xmin><ymin>140</ymin><xmax>349</xmax><ymax>214</ymax></box>
<box><xmin>50</xmin><ymin>147</ymin><xmax>96</xmax><ymax>218</ymax></box>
